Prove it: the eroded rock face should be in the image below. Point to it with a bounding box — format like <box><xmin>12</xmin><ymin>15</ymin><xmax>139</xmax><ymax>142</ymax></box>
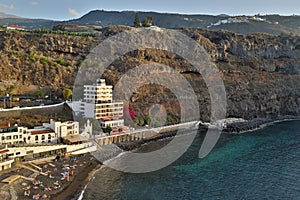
<box><xmin>0</xmin><ymin>27</ymin><xmax>299</xmax><ymax>121</ymax></box>
<box><xmin>189</xmin><ymin>29</ymin><xmax>300</xmax><ymax>74</ymax></box>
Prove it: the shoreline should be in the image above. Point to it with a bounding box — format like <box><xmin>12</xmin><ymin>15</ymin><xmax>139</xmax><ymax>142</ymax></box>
<box><xmin>0</xmin><ymin>153</ymin><xmax>102</xmax><ymax>200</ymax></box>
<box><xmin>50</xmin><ymin>159</ymin><xmax>102</xmax><ymax>200</ymax></box>
<box><xmin>75</xmin><ymin>116</ymin><xmax>300</xmax><ymax>199</ymax></box>
<box><xmin>76</xmin><ymin>165</ymin><xmax>106</xmax><ymax>200</ymax></box>
<box><xmin>4</xmin><ymin>116</ymin><xmax>298</xmax><ymax>200</ymax></box>
<box><xmin>41</xmin><ymin>116</ymin><xmax>300</xmax><ymax>200</ymax></box>
<box><xmin>222</xmin><ymin>116</ymin><xmax>300</xmax><ymax>134</ymax></box>
<box><xmin>115</xmin><ymin>116</ymin><xmax>300</xmax><ymax>152</ymax></box>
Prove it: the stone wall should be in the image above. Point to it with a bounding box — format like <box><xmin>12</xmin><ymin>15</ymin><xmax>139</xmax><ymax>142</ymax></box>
<box><xmin>0</xmin><ymin>103</ymin><xmax>70</xmax><ymax>118</ymax></box>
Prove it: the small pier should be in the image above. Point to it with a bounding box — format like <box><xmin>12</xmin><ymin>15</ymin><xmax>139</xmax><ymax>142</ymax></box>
<box><xmin>96</xmin><ymin>121</ymin><xmax>198</xmax><ymax>145</ymax></box>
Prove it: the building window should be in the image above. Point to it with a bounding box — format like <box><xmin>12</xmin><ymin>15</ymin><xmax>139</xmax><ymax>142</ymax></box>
<box><xmin>42</xmin><ymin>135</ymin><xmax>45</xmax><ymax>140</ymax></box>
<box><xmin>48</xmin><ymin>134</ymin><xmax>51</xmax><ymax>139</ymax></box>
<box><xmin>48</xmin><ymin>140</ymin><xmax>51</xmax><ymax>143</ymax></box>
<box><xmin>35</xmin><ymin>135</ymin><xmax>38</xmax><ymax>141</ymax></box>
<box><xmin>1</xmin><ymin>136</ymin><xmax>4</xmax><ymax>140</ymax></box>
<box><xmin>16</xmin><ymin>152</ymin><xmax>21</xmax><ymax>155</ymax></box>
<box><xmin>7</xmin><ymin>136</ymin><xmax>11</xmax><ymax>140</ymax></box>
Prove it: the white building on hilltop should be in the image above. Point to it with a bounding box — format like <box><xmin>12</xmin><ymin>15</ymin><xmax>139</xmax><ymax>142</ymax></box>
<box><xmin>80</xmin><ymin>79</ymin><xmax>124</xmax><ymax>129</ymax></box>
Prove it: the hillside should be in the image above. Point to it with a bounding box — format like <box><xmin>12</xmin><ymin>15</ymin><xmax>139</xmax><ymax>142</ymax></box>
<box><xmin>0</xmin><ymin>10</ymin><xmax>299</xmax><ymax>35</ymax></box>
<box><xmin>0</xmin><ymin>30</ymin><xmax>97</xmax><ymax>95</ymax></box>
<box><xmin>0</xmin><ymin>18</ymin><xmax>55</xmax><ymax>29</ymax></box>
<box><xmin>63</xmin><ymin>10</ymin><xmax>300</xmax><ymax>35</ymax></box>
<box><xmin>0</xmin><ymin>12</ymin><xmax>20</xmax><ymax>19</ymax></box>
<box><xmin>0</xmin><ymin>27</ymin><xmax>299</xmax><ymax>123</ymax></box>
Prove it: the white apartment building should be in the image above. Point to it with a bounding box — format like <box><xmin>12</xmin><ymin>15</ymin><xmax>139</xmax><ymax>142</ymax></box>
<box><xmin>0</xmin><ymin>119</ymin><xmax>79</xmax><ymax>146</ymax></box>
<box><xmin>43</xmin><ymin>119</ymin><xmax>79</xmax><ymax>138</ymax></box>
<box><xmin>0</xmin><ymin>125</ymin><xmax>29</xmax><ymax>145</ymax></box>
<box><xmin>80</xmin><ymin>79</ymin><xmax>124</xmax><ymax>129</ymax></box>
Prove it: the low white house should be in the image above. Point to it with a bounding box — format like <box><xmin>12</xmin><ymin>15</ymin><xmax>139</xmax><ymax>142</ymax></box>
<box><xmin>0</xmin><ymin>119</ymin><xmax>79</xmax><ymax>146</ymax></box>
<box><xmin>28</xmin><ymin>129</ymin><xmax>57</xmax><ymax>144</ymax></box>
<box><xmin>6</xmin><ymin>25</ymin><xmax>25</xmax><ymax>31</ymax></box>
<box><xmin>0</xmin><ymin>149</ymin><xmax>14</xmax><ymax>171</ymax></box>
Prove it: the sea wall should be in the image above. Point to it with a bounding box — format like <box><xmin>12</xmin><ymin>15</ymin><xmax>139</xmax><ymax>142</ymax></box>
<box><xmin>0</xmin><ymin>102</ymin><xmax>70</xmax><ymax>118</ymax></box>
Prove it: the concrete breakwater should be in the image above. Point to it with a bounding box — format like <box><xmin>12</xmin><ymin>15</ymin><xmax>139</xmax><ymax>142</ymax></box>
<box><xmin>81</xmin><ymin>122</ymin><xmax>201</xmax><ymax>164</ymax></box>
<box><xmin>99</xmin><ymin>116</ymin><xmax>300</xmax><ymax>152</ymax></box>
<box><xmin>95</xmin><ymin>121</ymin><xmax>198</xmax><ymax>146</ymax></box>
<box><xmin>74</xmin><ymin>122</ymin><xmax>199</xmax><ymax>165</ymax></box>
<box><xmin>223</xmin><ymin>116</ymin><xmax>300</xmax><ymax>134</ymax></box>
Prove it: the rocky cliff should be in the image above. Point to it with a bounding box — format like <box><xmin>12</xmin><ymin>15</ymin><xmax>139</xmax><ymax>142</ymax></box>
<box><xmin>0</xmin><ymin>27</ymin><xmax>299</xmax><ymax>123</ymax></box>
<box><xmin>0</xmin><ymin>30</ymin><xmax>96</xmax><ymax>94</ymax></box>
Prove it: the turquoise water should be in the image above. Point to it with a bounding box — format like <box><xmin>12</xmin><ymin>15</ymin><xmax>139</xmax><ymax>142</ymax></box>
<box><xmin>83</xmin><ymin>120</ymin><xmax>300</xmax><ymax>200</ymax></box>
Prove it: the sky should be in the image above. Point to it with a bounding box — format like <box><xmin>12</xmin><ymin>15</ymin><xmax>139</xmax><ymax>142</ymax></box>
<box><xmin>0</xmin><ymin>0</ymin><xmax>299</xmax><ymax>20</ymax></box>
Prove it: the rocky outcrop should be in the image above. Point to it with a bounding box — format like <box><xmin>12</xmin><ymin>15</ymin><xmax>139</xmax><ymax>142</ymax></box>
<box><xmin>188</xmin><ymin>29</ymin><xmax>300</xmax><ymax>74</ymax></box>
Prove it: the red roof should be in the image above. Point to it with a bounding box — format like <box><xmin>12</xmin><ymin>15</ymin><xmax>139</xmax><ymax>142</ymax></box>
<box><xmin>7</xmin><ymin>25</ymin><xmax>23</xmax><ymax>29</ymax></box>
<box><xmin>100</xmin><ymin>116</ymin><xmax>121</xmax><ymax>121</ymax></box>
<box><xmin>0</xmin><ymin>125</ymin><xmax>11</xmax><ymax>129</ymax></box>
<box><xmin>31</xmin><ymin>130</ymin><xmax>54</xmax><ymax>135</ymax></box>
<box><xmin>0</xmin><ymin>149</ymin><xmax>9</xmax><ymax>154</ymax></box>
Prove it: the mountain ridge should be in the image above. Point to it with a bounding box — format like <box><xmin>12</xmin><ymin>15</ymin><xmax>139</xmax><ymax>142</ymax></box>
<box><xmin>0</xmin><ymin>12</ymin><xmax>20</xmax><ymax>19</ymax></box>
<box><xmin>0</xmin><ymin>10</ymin><xmax>299</xmax><ymax>35</ymax></box>
<box><xmin>48</xmin><ymin>10</ymin><xmax>300</xmax><ymax>35</ymax></box>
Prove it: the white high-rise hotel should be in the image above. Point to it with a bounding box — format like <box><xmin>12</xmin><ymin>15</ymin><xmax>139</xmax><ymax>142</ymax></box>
<box><xmin>80</xmin><ymin>79</ymin><xmax>124</xmax><ymax>129</ymax></box>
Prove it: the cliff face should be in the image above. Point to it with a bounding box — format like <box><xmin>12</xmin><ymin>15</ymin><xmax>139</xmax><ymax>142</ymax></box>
<box><xmin>0</xmin><ymin>30</ymin><xmax>95</xmax><ymax>94</ymax></box>
<box><xmin>193</xmin><ymin>29</ymin><xmax>300</xmax><ymax>74</ymax></box>
<box><xmin>0</xmin><ymin>27</ymin><xmax>299</xmax><ymax>122</ymax></box>
<box><xmin>102</xmin><ymin>28</ymin><xmax>300</xmax><ymax>121</ymax></box>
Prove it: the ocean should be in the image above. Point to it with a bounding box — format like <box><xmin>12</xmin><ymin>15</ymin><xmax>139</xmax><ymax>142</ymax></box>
<box><xmin>81</xmin><ymin>120</ymin><xmax>300</xmax><ymax>200</ymax></box>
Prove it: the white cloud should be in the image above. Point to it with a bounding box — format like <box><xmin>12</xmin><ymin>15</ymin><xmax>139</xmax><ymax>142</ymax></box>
<box><xmin>30</xmin><ymin>2</ymin><xmax>39</xmax><ymax>6</ymax></box>
<box><xmin>0</xmin><ymin>3</ymin><xmax>15</xmax><ymax>11</ymax></box>
<box><xmin>68</xmin><ymin>8</ymin><xmax>80</xmax><ymax>17</ymax></box>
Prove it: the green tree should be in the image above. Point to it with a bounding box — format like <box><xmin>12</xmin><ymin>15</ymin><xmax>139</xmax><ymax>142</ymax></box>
<box><xmin>62</xmin><ymin>88</ymin><xmax>73</xmax><ymax>100</ymax></box>
<box><xmin>106</xmin><ymin>125</ymin><xmax>112</xmax><ymax>133</ymax></box>
<box><xmin>144</xmin><ymin>116</ymin><xmax>151</xmax><ymax>125</ymax></box>
<box><xmin>142</xmin><ymin>18</ymin><xmax>151</xmax><ymax>27</ymax></box>
<box><xmin>33</xmin><ymin>90</ymin><xmax>44</xmax><ymax>98</ymax></box>
<box><xmin>134</xmin><ymin>12</ymin><xmax>141</xmax><ymax>27</ymax></box>
<box><xmin>102</xmin><ymin>125</ymin><xmax>112</xmax><ymax>133</ymax></box>
<box><xmin>147</xmin><ymin>16</ymin><xmax>153</xmax><ymax>25</ymax></box>
<box><xmin>134</xmin><ymin>117</ymin><xmax>145</xmax><ymax>126</ymax></box>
